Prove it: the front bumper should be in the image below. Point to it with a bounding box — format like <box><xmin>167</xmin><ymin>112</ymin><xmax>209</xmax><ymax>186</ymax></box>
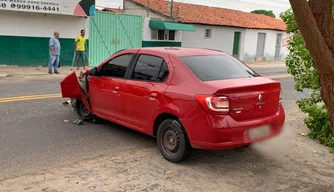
<box><xmin>184</xmin><ymin>106</ymin><xmax>285</xmax><ymax>150</ymax></box>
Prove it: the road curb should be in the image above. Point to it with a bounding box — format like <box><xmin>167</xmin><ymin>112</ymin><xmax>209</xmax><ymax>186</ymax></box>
<box><xmin>247</xmin><ymin>65</ymin><xmax>287</xmax><ymax>69</ymax></box>
<box><xmin>0</xmin><ymin>73</ymin><xmax>8</xmax><ymax>78</ymax></box>
<box><xmin>0</xmin><ymin>72</ymin><xmax>78</xmax><ymax>79</ymax></box>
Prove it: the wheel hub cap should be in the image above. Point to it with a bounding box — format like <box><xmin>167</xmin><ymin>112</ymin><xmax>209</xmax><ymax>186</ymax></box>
<box><xmin>162</xmin><ymin>128</ymin><xmax>180</xmax><ymax>156</ymax></box>
<box><xmin>169</xmin><ymin>137</ymin><xmax>174</xmax><ymax>144</ymax></box>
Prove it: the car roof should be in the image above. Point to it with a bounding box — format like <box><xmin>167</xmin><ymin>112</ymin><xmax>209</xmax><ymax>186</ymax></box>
<box><xmin>135</xmin><ymin>47</ymin><xmax>228</xmax><ymax>57</ymax></box>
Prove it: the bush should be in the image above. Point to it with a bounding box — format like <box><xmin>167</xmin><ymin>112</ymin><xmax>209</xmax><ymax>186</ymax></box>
<box><xmin>280</xmin><ymin>9</ymin><xmax>334</xmax><ymax>151</ymax></box>
<box><xmin>299</xmin><ymin>103</ymin><xmax>334</xmax><ymax>148</ymax></box>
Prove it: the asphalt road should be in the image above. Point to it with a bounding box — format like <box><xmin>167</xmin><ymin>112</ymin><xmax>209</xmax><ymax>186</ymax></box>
<box><xmin>0</xmin><ymin>66</ymin><xmax>310</xmax><ymax>180</ymax></box>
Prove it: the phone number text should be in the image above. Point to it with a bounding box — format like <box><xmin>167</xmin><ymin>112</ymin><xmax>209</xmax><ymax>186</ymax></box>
<box><xmin>0</xmin><ymin>3</ymin><xmax>59</xmax><ymax>12</ymax></box>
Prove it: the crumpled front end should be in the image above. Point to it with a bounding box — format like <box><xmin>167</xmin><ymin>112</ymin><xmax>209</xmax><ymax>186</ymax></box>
<box><xmin>60</xmin><ymin>72</ymin><xmax>82</xmax><ymax>99</ymax></box>
<box><xmin>60</xmin><ymin>71</ymin><xmax>93</xmax><ymax>113</ymax></box>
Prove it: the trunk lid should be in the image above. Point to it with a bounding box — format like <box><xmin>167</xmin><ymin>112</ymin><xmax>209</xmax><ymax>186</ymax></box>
<box><xmin>205</xmin><ymin>77</ymin><xmax>281</xmax><ymax>121</ymax></box>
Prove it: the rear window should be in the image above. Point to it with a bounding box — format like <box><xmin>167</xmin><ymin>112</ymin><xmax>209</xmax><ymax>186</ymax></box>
<box><xmin>181</xmin><ymin>55</ymin><xmax>258</xmax><ymax>81</ymax></box>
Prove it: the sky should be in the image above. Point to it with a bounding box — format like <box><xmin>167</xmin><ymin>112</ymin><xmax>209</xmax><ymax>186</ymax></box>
<box><xmin>96</xmin><ymin>0</ymin><xmax>291</xmax><ymax>17</ymax></box>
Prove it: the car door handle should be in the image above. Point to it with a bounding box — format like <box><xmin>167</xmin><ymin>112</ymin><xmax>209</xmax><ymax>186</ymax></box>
<box><xmin>113</xmin><ymin>86</ymin><xmax>120</xmax><ymax>93</ymax></box>
<box><xmin>149</xmin><ymin>93</ymin><xmax>158</xmax><ymax>100</ymax></box>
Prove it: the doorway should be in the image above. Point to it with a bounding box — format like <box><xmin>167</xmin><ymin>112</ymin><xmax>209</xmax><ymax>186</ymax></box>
<box><xmin>233</xmin><ymin>32</ymin><xmax>241</xmax><ymax>58</ymax></box>
<box><xmin>256</xmin><ymin>33</ymin><xmax>266</xmax><ymax>57</ymax></box>
<box><xmin>275</xmin><ymin>34</ymin><xmax>282</xmax><ymax>60</ymax></box>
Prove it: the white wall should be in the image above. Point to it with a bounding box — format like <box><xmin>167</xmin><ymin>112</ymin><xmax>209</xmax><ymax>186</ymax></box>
<box><xmin>244</xmin><ymin>29</ymin><xmax>289</xmax><ymax>61</ymax></box>
<box><xmin>124</xmin><ymin>0</ymin><xmax>163</xmax><ymax>40</ymax></box>
<box><xmin>124</xmin><ymin>0</ymin><xmax>165</xmax><ymax>20</ymax></box>
<box><xmin>281</xmin><ymin>33</ymin><xmax>290</xmax><ymax>60</ymax></box>
<box><xmin>183</xmin><ymin>25</ymin><xmax>289</xmax><ymax>61</ymax></box>
<box><xmin>182</xmin><ymin>24</ymin><xmax>246</xmax><ymax>60</ymax></box>
<box><xmin>142</xmin><ymin>17</ymin><xmax>151</xmax><ymax>40</ymax></box>
<box><xmin>125</xmin><ymin>1</ymin><xmax>182</xmax><ymax>43</ymax></box>
<box><xmin>0</xmin><ymin>10</ymin><xmax>89</xmax><ymax>38</ymax></box>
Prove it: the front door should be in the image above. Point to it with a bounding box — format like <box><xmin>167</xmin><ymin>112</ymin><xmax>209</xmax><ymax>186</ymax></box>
<box><xmin>89</xmin><ymin>53</ymin><xmax>134</xmax><ymax>120</ymax></box>
<box><xmin>275</xmin><ymin>34</ymin><xmax>282</xmax><ymax>60</ymax></box>
<box><xmin>233</xmin><ymin>32</ymin><xmax>241</xmax><ymax>58</ymax></box>
<box><xmin>121</xmin><ymin>52</ymin><xmax>171</xmax><ymax>132</ymax></box>
<box><xmin>256</xmin><ymin>33</ymin><xmax>266</xmax><ymax>57</ymax></box>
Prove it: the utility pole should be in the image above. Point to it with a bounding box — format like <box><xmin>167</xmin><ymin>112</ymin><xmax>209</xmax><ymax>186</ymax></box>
<box><xmin>147</xmin><ymin>0</ymin><xmax>150</xmax><ymax>17</ymax></box>
<box><xmin>170</xmin><ymin>0</ymin><xmax>173</xmax><ymax>20</ymax></box>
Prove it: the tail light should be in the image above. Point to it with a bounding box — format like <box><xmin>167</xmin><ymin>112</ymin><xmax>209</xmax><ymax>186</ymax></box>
<box><xmin>195</xmin><ymin>95</ymin><xmax>230</xmax><ymax>115</ymax></box>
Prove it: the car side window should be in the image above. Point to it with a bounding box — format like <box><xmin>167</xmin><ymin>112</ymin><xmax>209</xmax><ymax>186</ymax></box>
<box><xmin>158</xmin><ymin>61</ymin><xmax>169</xmax><ymax>82</ymax></box>
<box><xmin>131</xmin><ymin>55</ymin><xmax>169</xmax><ymax>82</ymax></box>
<box><xmin>100</xmin><ymin>54</ymin><xmax>133</xmax><ymax>78</ymax></box>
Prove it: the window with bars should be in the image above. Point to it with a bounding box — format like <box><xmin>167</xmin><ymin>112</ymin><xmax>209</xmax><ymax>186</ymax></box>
<box><xmin>205</xmin><ymin>29</ymin><xmax>212</xmax><ymax>39</ymax></box>
<box><xmin>151</xmin><ymin>30</ymin><xmax>176</xmax><ymax>41</ymax></box>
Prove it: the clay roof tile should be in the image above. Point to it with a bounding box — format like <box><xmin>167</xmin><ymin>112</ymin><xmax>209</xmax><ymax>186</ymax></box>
<box><xmin>131</xmin><ymin>0</ymin><xmax>286</xmax><ymax>31</ymax></box>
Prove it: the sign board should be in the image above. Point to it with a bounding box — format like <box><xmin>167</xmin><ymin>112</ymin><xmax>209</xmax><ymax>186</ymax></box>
<box><xmin>0</xmin><ymin>0</ymin><xmax>95</xmax><ymax>16</ymax></box>
<box><xmin>283</xmin><ymin>35</ymin><xmax>294</xmax><ymax>47</ymax></box>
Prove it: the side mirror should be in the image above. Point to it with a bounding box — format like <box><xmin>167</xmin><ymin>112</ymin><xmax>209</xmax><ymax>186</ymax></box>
<box><xmin>88</xmin><ymin>67</ymin><xmax>98</xmax><ymax>76</ymax></box>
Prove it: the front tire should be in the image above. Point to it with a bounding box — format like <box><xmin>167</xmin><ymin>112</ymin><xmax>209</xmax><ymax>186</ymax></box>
<box><xmin>157</xmin><ymin>119</ymin><xmax>192</xmax><ymax>163</ymax></box>
<box><xmin>75</xmin><ymin>100</ymin><xmax>93</xmax><ymax>121</ymax></box>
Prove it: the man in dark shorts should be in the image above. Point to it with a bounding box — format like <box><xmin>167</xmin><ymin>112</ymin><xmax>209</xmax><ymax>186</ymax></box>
<box><xmin>74</xmin><ymin>29</ymin><xmax>87</xmax><ymax>70</ymax></box>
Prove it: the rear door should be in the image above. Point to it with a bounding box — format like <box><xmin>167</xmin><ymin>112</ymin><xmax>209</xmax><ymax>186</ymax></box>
<box><xmin>121</xmin><ymin>51</ymin><xmax>171</xmax><ymax>131</ymax></box>
<box><xmin>89</xmin><ymin>53</ymin><xmax>135</xmax><ymax>120</ymax></box>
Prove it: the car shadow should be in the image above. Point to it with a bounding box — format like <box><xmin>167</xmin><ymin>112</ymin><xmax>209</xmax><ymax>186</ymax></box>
<box><xmin>98</xmin><ymin>119</ymin><xmax>273</xmax><ymax>167</ymax></box>
<box><xmin>71</xmin><ymin>117</ymin><xmax>306</xmax><ymax>191</ymax></box>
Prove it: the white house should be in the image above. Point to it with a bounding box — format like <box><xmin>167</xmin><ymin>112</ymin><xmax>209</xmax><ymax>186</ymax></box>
<box><xmin>124</xmin><ymin>0</ymin><xmax>290</xmax><ymax>61</ymax></box>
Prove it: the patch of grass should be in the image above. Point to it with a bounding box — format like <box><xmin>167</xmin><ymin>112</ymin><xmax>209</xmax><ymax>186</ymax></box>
<box><xmin>330</xmin><ymin>149</ymin><xmax>334</xmax><ymax>154</ymax></box>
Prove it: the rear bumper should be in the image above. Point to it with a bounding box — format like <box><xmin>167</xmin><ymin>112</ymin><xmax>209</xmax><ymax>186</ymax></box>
<box><xmin>184</xmin><ymin>106</ymin><xmax>285</xmax><ymax>150</ymax></box>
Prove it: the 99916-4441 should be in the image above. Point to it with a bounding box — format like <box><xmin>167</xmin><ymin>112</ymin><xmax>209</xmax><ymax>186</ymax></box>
<box><xmin>9</xmin><ymin>3</ymin><xmax>59</xmax><ymax>11</ymax></box>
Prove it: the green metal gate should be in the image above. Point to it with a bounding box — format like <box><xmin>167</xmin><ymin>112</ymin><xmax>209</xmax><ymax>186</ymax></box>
<box><xmin>89</xmin><ymin>11</ymin><xmax>142</xmax><ymax>66</ymax></box>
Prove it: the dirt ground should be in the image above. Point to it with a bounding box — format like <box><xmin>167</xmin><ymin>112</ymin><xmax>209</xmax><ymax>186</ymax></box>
<box><xmin>0</xmin><ymin>108</ymin><xmax>334</xmax><ymax>192</ymax></box>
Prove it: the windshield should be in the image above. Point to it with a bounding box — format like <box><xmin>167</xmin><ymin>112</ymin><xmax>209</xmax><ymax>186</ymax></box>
<box><xmin>181</xmin><ymin>55</ymin><xmax>258</xmax><ymax>81</ymax></box>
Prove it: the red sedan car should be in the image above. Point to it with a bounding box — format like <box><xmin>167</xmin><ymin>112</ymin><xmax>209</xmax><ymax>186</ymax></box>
<box><xmin>61</xmin><ymin>47</ymin><xmax>285</xmax><ymax>163</ymax></box>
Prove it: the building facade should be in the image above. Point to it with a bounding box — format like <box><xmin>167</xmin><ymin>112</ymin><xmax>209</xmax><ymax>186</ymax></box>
<box><xmin>124</xmin><ymin>0</ymin><xmax>195</xmax><ymax>48</ymax></box>
<box><xmin>0</xmin><ymin>0</ymin><xmax>94</xmax><ymax>66</ymax></box>
<box><xmin>0</xmin><ymin>10</ymin><xmax>89</xmax><ymax>66</ymax></box>
<box><xmin>124</xmin><ymin>0</ymin><xmax>290</xmax><ymax>61</ymax></box>
<box><xmin>182</xmin><ymin>25</ymin><xmax>289</xmax><ymax>61</ymax></box>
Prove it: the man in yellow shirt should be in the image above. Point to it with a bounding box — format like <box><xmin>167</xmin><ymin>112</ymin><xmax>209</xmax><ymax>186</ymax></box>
<box><xmin>74</xmin><ymin>29</ymin><xmax>87</xmax><ymax>70</ymax></box>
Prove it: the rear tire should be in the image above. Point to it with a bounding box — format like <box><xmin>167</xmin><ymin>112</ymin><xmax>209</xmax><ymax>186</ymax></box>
<box><xmin>75</xmin><ymin>100</ymin><xmax>93</xmax><ymax>121</ymax></box>
<box><xmin>157</xmin><ymin>119</ymin><xmax>192</xmax><ymax>163</ymax></box>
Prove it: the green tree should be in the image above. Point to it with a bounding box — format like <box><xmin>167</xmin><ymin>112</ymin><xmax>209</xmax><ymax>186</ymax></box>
<box><xmin>280</xmin><ymin>1</ymin><xmax>334</xmax><ymax>151</ymax></box>
<box><xmin>251</xmin><ymin>10</ymin><xmax>276</xmax><ymax>18</ymax></box>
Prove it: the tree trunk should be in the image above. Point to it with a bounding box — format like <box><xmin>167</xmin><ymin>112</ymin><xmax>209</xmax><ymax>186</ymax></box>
<box><xmin>289</xmin><ymin>0</ymin><xmax>334</xmax><ymax>132</ymax></box>
<box><xmin>319</xmin><ymin>73</ymin><xmax>334</xmax><ymax>129</ymax></box>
